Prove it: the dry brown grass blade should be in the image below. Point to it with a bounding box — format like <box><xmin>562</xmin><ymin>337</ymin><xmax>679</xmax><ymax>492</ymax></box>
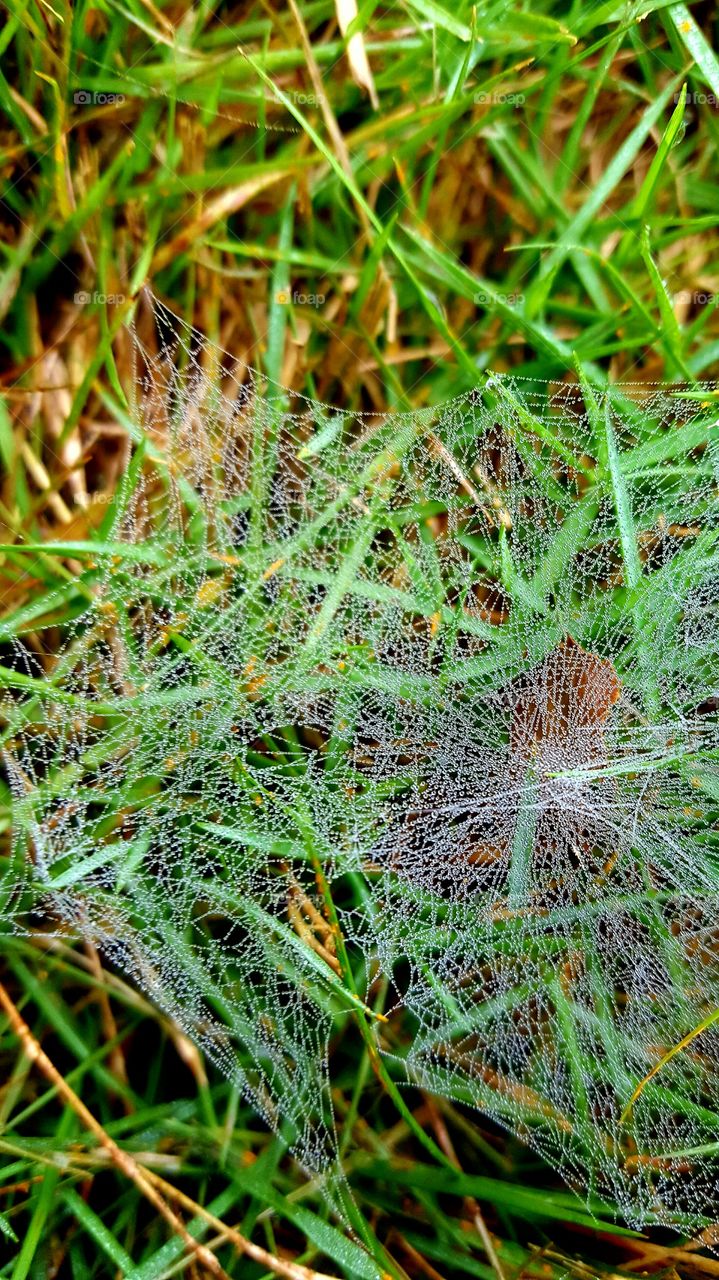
<box><xmin>335</xmin><ymin>0</ymin><xmax>379</xmax><ymax>110</ymax></box>
<box><xmin>0</xmin><ymin>979</ymin><xmax>231</xmax><ymax>1277</ymax></box>
<box><xmin>0</xmin><ymin>979</ymin><xmax>342</xmax><ymax>1280</ymax></box>
<box><xmin>152</xmin><ymin>171</ymin><xmax>291</xmax><ymax>272</ymax></box>
<box><xmin>139</xmin><ymin>1166</ymin><xmax>346</xmax><ymax>1280</ymax></box>
<box><xmin>620</xmin><ymin>1006</ymin><xmax>719</xmax><ymax>1125</ymax></box>
<box><xmin>582</xmin><ymin>1236</ymin><xmax>719</xmax><ymax>1277</ymax></box>
<box><xmin>388</xmin><ymin>1230</ymin><xmax>448</xmax><ymax>1280</ymax></box>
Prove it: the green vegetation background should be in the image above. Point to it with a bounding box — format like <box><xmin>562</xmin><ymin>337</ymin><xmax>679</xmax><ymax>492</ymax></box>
<box><xmin>1</xmin><ymin>0</ymin><xmax>719</xmax><ymax>1275</ymax></box>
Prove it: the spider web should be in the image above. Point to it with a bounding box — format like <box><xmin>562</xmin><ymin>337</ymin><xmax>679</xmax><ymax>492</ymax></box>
<box><xmin>3</xmin><ymin>291</ymin><xmax>719</xmax><ymax>1231</ymax></box>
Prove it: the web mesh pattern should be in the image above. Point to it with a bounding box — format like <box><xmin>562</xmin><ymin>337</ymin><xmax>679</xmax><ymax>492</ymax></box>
<box><xmin>4</xmin><ymin>294</ymin><xmax>719</xmax><ymax>1229</ymax></box>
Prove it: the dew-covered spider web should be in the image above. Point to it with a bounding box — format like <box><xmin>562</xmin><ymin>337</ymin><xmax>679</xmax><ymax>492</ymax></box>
<box><xmin>3</xmin><ymin>291</ymin><xmax>719</xmax><ymax>1233</ymax></box>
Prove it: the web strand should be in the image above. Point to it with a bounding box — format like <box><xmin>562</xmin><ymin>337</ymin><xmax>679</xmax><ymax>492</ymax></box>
<box><xmin>4</xmin><ymin>291</ymin><xmax>719</xmax><ymax>1229</ymax></box>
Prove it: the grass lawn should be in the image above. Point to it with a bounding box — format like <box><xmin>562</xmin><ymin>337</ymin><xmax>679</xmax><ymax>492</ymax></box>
<box><xmin>1</xmin><ymin>1</ymin><xmax>719</xmax><ymax>1276</ymax></box>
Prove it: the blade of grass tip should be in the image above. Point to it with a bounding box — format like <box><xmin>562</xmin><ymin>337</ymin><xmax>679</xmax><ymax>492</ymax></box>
<box><xmin>236</xmin><ymin>43</ymin><xmax>478</xmax><ymax>379</ymax></box>
<box><xmin>666</xmin><ymin>5</ymin><xmax>719</xmax><ymax>98</ymax></box>
<box><xmin>0</xmin><ymin>540</ymin><xmax>168</xmax><ymax>564</ymax></box>
<box><xmin>495</xmin><ymin>379</ymin><xmax>594</xmax><ymax>476</ymax></box>
<box><xmin>499</xmin><ymin>526</ymin><xmax>548</xmax><ymax>617</ymax></box>
<box><xmin>621</xmin><ymin>1006</ymin><xmax>719</xmax><ymax>1125</ymax></box>
<box><xmin>98</xmin><ymin>434</ymin><xmax>148</xmax><ymax>540</ymax></box>
<box><xmin>624</xmin><ymin>83</ymin><xmax>687</xmax><ymax>228</ymax></box>
<box><xmin>209</xmin><ymin>880</ymin><xmax>386</xmax><ymax>1024</ymax></box>
<box><xmin>0</xmin><ymin>223</ymin><xmax>42</xmax><ymax>326</ymax></box>
<box><xmin>33</xmin><ymin>72</ymin><xmax>71</xmax><ymax>221</ymax></box>
<box><xmin>0</xmin><ymin>395</ymin><xmax>15</xmax><ymax>471</ymax></box>
<box><xmin>0</xmin><ymin>1210</ymin><xmax>18</xmax><ymax>1244</ymax></box>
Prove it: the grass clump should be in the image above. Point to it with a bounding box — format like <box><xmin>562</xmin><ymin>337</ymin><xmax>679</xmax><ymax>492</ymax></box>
<box><xmin>1</xmin><ymin>1</ymin><xmax>719</xmax><ymax>1277</ymax></box>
